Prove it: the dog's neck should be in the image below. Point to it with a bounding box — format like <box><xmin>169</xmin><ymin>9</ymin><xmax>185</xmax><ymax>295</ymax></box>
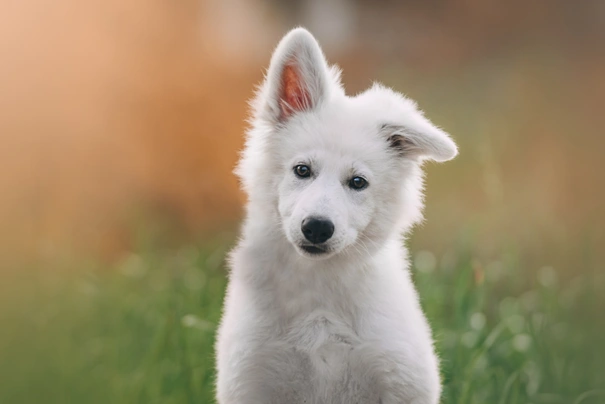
<box><xmin>231</xmin><ymin>199</ymin><xmax>411</xmax><ymax>326</ymax></box>
<box><xmin>233</xmin><ymin>209</ymin><xmax>409</xmax><ymax>327</ymax></box>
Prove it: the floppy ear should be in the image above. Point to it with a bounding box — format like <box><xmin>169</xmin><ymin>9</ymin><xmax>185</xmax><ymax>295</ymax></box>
<box><xmin>258</xmin><ymin>28</ymin><xmax>330</xmax><ymax>123</ymax></box>
<box><xmin>381</xmin><ymin>119</ymin><xmax>458</xmax><ymax>163</ymax></box>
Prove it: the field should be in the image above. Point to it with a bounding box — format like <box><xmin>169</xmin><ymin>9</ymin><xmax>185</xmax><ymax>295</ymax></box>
<box><xmin>1</xmin><ymin>240</ymin><xmax>603</xmax><ymax>404</ymax></box>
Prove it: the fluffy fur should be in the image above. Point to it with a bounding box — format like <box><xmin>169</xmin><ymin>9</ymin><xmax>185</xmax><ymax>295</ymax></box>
<box><xmin>216</xmin><ymin>28</ymin><xmax>458</xmax><ymax>404</ymax></box>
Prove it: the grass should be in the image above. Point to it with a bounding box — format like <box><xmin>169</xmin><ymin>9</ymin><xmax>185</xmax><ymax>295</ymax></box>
<box><xmin>0</xmin><ymin>241</ymin><xmax>603</xmax><ymax>404</ymax></box>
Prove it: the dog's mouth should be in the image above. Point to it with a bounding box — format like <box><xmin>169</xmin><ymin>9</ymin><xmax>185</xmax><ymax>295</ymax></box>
<box><xmin>300</xmin><ymin>244</ymin><xmax>329</xmax><ymax>255</ymax></box>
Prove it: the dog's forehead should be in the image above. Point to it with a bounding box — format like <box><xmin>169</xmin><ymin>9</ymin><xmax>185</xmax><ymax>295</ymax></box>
<box><xmin>276</xmin><ymin>101</ymin><xmax>400</xmax><ymax>174</ymax></box>
<box><xmin>287</xmin><ymin>101</ymin><xmax>384</xmax><ymax>146</ymax></box>
<box><xmin>278</xmin><ymin>128</ymin><xmax>391</xmax><ymax>181</ymax></box>
<box><xmin>284</xmin><ymin>118</ymin><xmax>383</xmax><ymax>159</ymax></box>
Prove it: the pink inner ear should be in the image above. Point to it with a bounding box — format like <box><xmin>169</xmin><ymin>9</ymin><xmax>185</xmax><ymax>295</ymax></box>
<box><xmin>279</xmin><ymin>63</ymin><xmax>312</xmax><ymax>120</ymax></box>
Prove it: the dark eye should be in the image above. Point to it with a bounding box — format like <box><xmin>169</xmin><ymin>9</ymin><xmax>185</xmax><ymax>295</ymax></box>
<box><xmin>349</xmin><ymin>176</ymin><xmax>368</xmax><ymax>190</ymax></box>
<box><xmin>294</xmin><ymin>164</ymin><xmax>311</xmax><ymax>178</ymax></box>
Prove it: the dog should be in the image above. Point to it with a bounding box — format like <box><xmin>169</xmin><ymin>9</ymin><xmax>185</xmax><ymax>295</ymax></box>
<box><xmin>215</xmin><ymin>28</ymin><xmax>458</xmax><ymax>404</ymax></box>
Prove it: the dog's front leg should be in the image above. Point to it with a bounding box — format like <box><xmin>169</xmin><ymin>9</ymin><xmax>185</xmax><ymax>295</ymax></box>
<box><xmin>376</xmin><ymin>358</ymin><xmax>441</xmax><ymax>404</ymax></box>
<box><xmin>216</xmin><ymin>342</ymin><xmax>315</xmax><ymax>404</ymax></box>
<box><xmin>350</xmin><ymin>343</ymin><xmax>440</xmax><ymax>404</ymax></box>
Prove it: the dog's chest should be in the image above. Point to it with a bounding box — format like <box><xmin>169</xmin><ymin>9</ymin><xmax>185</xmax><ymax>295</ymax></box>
<box><xmin>259</xmin><ymin>269</ymin><xmax>381</xmax><ymax>402</ymax></box>
<box><xmin>286</xmin><ymin>311</ymin><xmax>356</xmax><ymax>368</ymax></box>
<box><xmin>277</xmin><ymin>278</ymin><xmax>360</xmax><ymax>370</ymax></box>
<box><xmin>274</xmin><ymin>311</ymin><xmax>380</xmax><ymax>404</ymax></box>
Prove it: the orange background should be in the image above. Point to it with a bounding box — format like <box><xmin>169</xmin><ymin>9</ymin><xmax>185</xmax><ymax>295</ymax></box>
<box><xmin>1</xmin><ymin>0</ymin><xmax>603</xmax><ymax>264</ymax></box>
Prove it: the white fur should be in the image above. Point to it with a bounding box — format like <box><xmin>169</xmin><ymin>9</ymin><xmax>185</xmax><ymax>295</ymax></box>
<box><xmin>216</xmin><ymin>28</ymin><xmax>457</xmax><ymax>404</ymax></box>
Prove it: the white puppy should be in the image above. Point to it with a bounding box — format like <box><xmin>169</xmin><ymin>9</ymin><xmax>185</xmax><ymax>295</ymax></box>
<box><xmin>216</xmin><ymin>28</ymin><xmax>457</xmax><ymax>404</ymax></box>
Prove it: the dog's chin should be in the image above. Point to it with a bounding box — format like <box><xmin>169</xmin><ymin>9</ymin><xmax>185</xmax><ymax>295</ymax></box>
<box><xmin>295</xmin><ymin>244</ymin><xmax>335</xmax><ymax>260</ymax></box>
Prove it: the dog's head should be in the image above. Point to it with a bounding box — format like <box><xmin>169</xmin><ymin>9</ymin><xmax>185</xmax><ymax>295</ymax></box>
<box><xmin>238</xmin><ymin>28</ymin><xmax>457</xmax><ymax>260</ymax></box>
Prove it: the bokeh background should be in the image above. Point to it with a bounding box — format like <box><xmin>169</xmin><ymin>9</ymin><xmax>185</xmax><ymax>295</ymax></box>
<box><xmin>1</xmin><ymin>1</ymin><xmax>604</xmax><ymax>403</ymax></box>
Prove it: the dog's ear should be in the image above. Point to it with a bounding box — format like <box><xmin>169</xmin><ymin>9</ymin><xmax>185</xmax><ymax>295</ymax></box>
<box><xmin>259</xmin><ymin>28</ymin><xmax>330</xmax><ymax>123</ymax></box>
<box><xmin>381</xmin><ymin>120</ymin><xmax>458</xmax><ymax>163</ymax></box>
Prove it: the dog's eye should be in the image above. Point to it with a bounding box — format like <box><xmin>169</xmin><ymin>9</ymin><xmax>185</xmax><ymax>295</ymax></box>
<box><xmin>349</xmin><ymin>176</ymin><xmax>368</xmax><ymax>190</ymax></box>
<box><xmin>294</xmin><ymin>165</ymin><xmax>311</xmax><ymax>178</ymax></box>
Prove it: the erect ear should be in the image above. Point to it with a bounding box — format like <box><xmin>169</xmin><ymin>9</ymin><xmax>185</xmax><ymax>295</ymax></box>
<box><xmin>381</xmin><ymin>119</ymin><xmax>458</xmax><ymax>163</ymax></box>
<box><xmin>259</xmin><ymin>28</ymin><xmax>330</xmax><ymax>123</ymax></box>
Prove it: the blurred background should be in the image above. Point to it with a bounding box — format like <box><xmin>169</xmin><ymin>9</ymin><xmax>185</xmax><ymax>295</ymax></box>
<box><xmin>1</xmin><ymin>0</ymin><xmax>604</xmax><ymax>403</ymax></box>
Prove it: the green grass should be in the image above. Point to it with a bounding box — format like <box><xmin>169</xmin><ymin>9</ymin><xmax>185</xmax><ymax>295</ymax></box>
<box><xmin>0</xmin><ymin>243</ymin><xmax>603</xmax><ymax>404</ymax></box>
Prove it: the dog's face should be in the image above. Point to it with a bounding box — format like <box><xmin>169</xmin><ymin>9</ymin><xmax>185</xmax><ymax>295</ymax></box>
<box><xmin>239</xmin><ymin>29</ymin><xmax>458</xmax><ymax>260</ymax></box>
<box><xmin>275</xmin><ymin>110</ymin><xmax>380</xmax><ymax>259</ymax></box>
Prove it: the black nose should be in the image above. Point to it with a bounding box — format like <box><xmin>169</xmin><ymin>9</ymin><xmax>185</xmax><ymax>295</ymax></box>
<box><xmin>301</xmin><ymin>217</ymin><xmax>334</xmax><ymax>244</ymax></box>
